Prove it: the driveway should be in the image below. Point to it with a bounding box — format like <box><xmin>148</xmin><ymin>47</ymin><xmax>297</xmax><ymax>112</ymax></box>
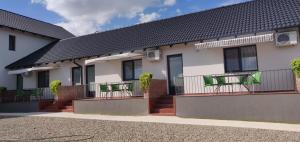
<box><xmin>0</xmin><ymin>116</ymin><xmax>300</xmax><ymax>142</ymax></box>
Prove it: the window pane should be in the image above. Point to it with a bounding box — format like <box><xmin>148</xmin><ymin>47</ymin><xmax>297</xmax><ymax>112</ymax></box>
<box><xmin>241</xmin><ymin>46</ymin><xmax>258</xmax><ymax>71</ymax></box>
<box><xmin>134</xmin><ymin>60</ymin><xmax>142</xmax><ymax>79</ymax></box>
<box><xmin>224</xmin><ymin>48</ymin><xmax>240</xmax><ymax>72</ymax></box>
<box><xmin>72</xmin><ymin>68</ymin><xmax>82</xmax><ymax>85</ymax></box>
<box><xmin>124</xmin><ymin>61</ymin><xmax>133</xmax><ymax>80</ymax></box>
<box><xmin>38</xmin><ymin>71</ymin><xmax>49</xmax><ymax>88</ymax></box>
<box><xmin>9</xmin><ymin>35</ymin><xmax>16</xmax><ymax>51</ymax></box>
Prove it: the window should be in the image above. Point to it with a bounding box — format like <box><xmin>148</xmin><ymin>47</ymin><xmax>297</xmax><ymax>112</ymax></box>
<box><xmin>37</xmin><ymin>71</ymin><xmax>49</xmax><ymax>88</ymax></box>
<box><xmin>122</xmin><ymin>59</ymin><xmax>142</xmax><ymax>81</ymax></box>
<box><xmin>224</xmin><ymin>45</ymin><xmax>258</xmax><ymax>73</ymax></box>
<box><xmin>72</xmin><ymin>67</ymin><xmax>82</xmax><ymax>85</ymax></box>
<box><xmin>9</xmin><ymin>35</ymin><xmax>16</xmax><ymax>51</ymax></box>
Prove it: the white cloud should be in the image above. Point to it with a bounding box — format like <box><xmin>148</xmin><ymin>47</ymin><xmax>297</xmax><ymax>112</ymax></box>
<box><xmin>220</xmin><ymin>0</ymin><xmax>250</xmax><ymax>6</ymax></box>
<box><xmin>31</xmin><ymin>0</ymin><xmax>176</xmax><ymax>35</ymax></box>
<box><xmin>139</xmin><ymin>12</ymin><xmax>160</xmax><ymax>23</ymax></box>
<box><xmin>164</xmin><ymin>0</ymin><xmax>176</xmax><ymax>6</ymax></box>
<box><xmin>176</xmin><ymin>8</ymin><xmax>182</xmax><ymax>15</ymax></box>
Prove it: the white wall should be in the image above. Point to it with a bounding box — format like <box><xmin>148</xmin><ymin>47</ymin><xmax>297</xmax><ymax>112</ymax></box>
<box><xmin>0</xmin><ymin>28</ymin><xmax>54</xmax><ymax>90</ymax></box>
<box><xmin>23</xmin><ymin>72</ymin><xmax>37</xmax><ymax>89</ymax></box>
<box><xmin>95</xmin><ymin>60</ymin><xmax>122</xmax><ymax>84</ymax></box>
<box><xmin>21</xmin><ymin>60</ymin><xmax>86</xmax><ymax>89</ymax></box>
<box><xmin>143</xmin><ymin>42</ymin><xmax>225</xmax><ymax>80</ymax></box>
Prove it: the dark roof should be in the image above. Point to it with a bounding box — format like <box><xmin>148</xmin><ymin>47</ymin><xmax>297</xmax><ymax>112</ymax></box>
<box><xmin>6</xmin><ymin>0</ymin><xmax>300</xmax><ymax>69</ymax></box>
<box><xmin>0</xmin><ymin>9</ymin><xmax>74</xmax><ymax>39</ymax></box>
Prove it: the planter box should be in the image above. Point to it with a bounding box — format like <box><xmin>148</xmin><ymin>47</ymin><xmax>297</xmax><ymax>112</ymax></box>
<box><xmin>176</xmin><ymin>94</ymin><xmax>300</xmax><ymax>123</ymax></box>
<box><xmin>74</xmin><ymin>98</ymin><xmax>148</xmax><ymax>115</ymax></box>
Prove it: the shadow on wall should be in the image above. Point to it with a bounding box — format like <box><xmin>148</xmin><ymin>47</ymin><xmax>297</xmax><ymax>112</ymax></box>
<box><xmin>94</xmin><ymin>61</ymin><xmax>122</xmax><ymax>83</ymax></box>
<box><xmin>183</xmin><ymin>48</ymin><xmax>224</xmax><ymax>68</ymax></box>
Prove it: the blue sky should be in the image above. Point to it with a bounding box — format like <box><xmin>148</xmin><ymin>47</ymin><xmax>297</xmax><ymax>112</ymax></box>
<box><xmin>0</xmin><ymin>0</ymin><xmax>248</xmax><ymax>35</ymax></box>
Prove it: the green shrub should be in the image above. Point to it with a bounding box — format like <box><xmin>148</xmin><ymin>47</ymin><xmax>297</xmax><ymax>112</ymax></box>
<box><xmin>0</xmin><ymin>87</ymin><xmax>7</xmax><ymax>95</ymax></box>
<box><xmin>50</xmin><ymin>80</ymin><xmax>61</xmax><ymax>96</ymax></box>
<box><xmin>139</xmin><ymin>72</ymin><xmax>152</xmax><ymax>92</ymax></box>
<box><xmin>291</xmin><ymin>57</ymin><xmax>300</xmax><ymax>77</ymax></box>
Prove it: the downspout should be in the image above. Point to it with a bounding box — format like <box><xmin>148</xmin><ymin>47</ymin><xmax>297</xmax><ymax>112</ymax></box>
<box><xmin>73</xmin><ymin>60</ymin><xmax>83</xmax><ymax>85</ymax></box>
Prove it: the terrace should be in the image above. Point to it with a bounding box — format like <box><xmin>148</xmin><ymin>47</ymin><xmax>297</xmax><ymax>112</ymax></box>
<box><xmin>174</xmin><ymin>69</ymin><xmax>297</xmax><ymax>96</ymax></box>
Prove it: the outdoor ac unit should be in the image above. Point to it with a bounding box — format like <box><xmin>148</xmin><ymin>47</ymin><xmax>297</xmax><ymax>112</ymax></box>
<box><xmin>145</xmin><ymin>50</ymin><xmax>160</xmax><ymax>61</ymax></box>
<box><xmin>22</xmin><ymin>71</ymin><xmax>32</xmax><ymax>77</ymax></box>
<box><xmin>275</xmin><ymin>31</ymin><xmax>298</xmax><ymax>47</ymax></box>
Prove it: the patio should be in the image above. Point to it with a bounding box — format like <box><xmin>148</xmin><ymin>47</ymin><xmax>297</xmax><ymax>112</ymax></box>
<box><xmin>174</xmin><ymin>69</ymin><xmax>296</xmax><ymax>96</ymax></box>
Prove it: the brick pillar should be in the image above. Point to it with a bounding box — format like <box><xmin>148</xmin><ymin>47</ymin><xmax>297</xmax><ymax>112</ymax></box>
<box><xmin>145</xmin><ymin>79</ymin><xmax>167</xmax><ymax>113</ymax></box>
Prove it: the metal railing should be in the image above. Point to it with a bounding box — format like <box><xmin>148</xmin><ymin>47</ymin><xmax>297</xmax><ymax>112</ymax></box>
<box><xmin>175</xmin><ymin>69</ymin><xmax>295</xmax><ymax>95</ymax></box>
<box><xmin>84</xmin><ymin>80</ymin><xmax>143</xmax><ymax>99</ymax></box>
<box><xmin>0</xmin><ymin>87</ymin><xmax>55</xmax><ymax>103</ymax></box>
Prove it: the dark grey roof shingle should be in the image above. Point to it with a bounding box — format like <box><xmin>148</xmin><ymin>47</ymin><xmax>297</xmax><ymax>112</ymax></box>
<box><xmin>0</xmin><ymin>9</ymin><xmax>74</xmax><ymax>39</ymax></box>
<box><xmin>6</xmin><ymin>0</ymin><xmax>300</xmax><ymax>69</ymax></box>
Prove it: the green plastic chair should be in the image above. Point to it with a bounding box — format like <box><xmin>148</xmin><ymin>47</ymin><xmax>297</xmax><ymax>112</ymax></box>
<box><xmin>111</xmin><ymin>84</ymin><xmax>122</xmax><ymax>98</ymax></box>
<box><xmin>240</xmin><ymin>72</ymin><xmax>262</xmax><ymax>85</ymax></box>
<box><xmin>215</xmin><ymin>76</ymin><xmax>226</xmax><ymax>85</ymax></box>
<box><xmin>100</xmin><ymin>84</ymin><xmax>110</xmax><ymax>98</ymax></box>
<box><xmin>124</xmin><ymin>83</ymin><xmax>134</xmax><ymax>96</ymax></box>
<box><xmin>239</xmin><ymin>72</ymin><xmax>262</xmax><ymax>93</ymax></box>
<box><xmin>203</xmin><ymin>75</ymin><xmax>215</xmax><ymax>87</ymax></box>
<box><xmin>111</xmin><ymin>84</ymin><xmax>121</xmax><ymax>92</ymax></box>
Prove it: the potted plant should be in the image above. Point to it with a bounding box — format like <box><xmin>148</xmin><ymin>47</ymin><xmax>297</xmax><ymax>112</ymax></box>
<box><xmin>139</xmin><ymin>72</ymin><xmax>152</xmax><ymax>98</ymax></box>
<box><xmin>291</xmin><ymin>58</ymin><xmax>300</xmax><ymax>92</ymax></box>
<box><xmin>50</xmin><ymin>80</ymin><xmax>61</xmax><ymax>101</ymax></box>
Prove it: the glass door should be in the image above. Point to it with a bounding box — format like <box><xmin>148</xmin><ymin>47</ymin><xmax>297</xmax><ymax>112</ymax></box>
<box><xmin>86</xmin><ymin>65</ymin><xmax>95</xmax><ymax>97</ymax></box>
<box><xmin>167</xmin><ymin>54</ymin><xmax>183</xmax><ymax>95</ymax></box>
<box><xmin>16</xmin><ymin>74</ymin><xmax>23</xmax><ymax>90</ymax></box>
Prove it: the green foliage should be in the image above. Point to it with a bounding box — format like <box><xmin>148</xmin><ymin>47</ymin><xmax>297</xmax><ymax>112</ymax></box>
<box><xmin>291</xmin><ymin>58</ymin><xmax>300</xmax><ymax>77</ymax></box>
<box><xmin>16</xmin><ymin>90</ymin><xmax>26</xmax><ymax>96</ymax></box>
<box><xmin>50</xmin><ymin>80</ymin><xmax>61</xmax><ymax>96</ymax></box>
<box><xmin>139</xmin><ymin>72</ymin><xmax>152</xmax><ymax>92</ymax></box>
<box><xmin>31</xmin><ymin>89</ymin><xmax>42</xmax><ymax>97</ymax></box>
<box><xmin>0</xmin><ymin>87</ymin><xmax>7</xmax><ymax>95</ymax></box>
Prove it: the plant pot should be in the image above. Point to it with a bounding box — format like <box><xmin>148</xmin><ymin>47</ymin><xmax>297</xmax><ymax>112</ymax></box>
<box><xmin>143</xmin><ymin>90</ymin><xmax>149</xmax><ymax>99</ymax></box>
<box><xmin>295</xmin><ymin>76</ymin><xmax>300</xmax><ymax>93</ymax></box>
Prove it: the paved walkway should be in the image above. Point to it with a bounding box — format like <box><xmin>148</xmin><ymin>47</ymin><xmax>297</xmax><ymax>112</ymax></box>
<box><xmin>1</xmin><ymin>112</ymin><xmax>300</xmax><ymax>132</ymax></box>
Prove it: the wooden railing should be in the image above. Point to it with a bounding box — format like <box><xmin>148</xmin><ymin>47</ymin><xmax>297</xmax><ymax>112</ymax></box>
<box><xmin>0</xmin><ymin>88</ymin><xmax>55</xmax><ymax>103</ymax></box>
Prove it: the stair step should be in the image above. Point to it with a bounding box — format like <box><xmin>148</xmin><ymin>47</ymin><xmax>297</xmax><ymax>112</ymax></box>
<box><xmin>63</xmin><ymin>106</ymin><xmax>73</xmax><ymax>109</ymax></box>
<box><xmin>154</xmin><ymin>108</ymin><xmax>175</xmax><ymax>113</ymax></box>
<box><xmin>41</xmin><ymin>109</ymin><xmax>61</xmax><ymax>112</ymax></box>
<box><xmin>61</xmin><ymin>109</ymin><xmax>73</xmax><ymax>112</ymax></box>
<box><xmin>151</xmin><ymin>113</ymin><xmax>175</xmax><ymax>116</ymax></box>
<box><xmin>156</xmin><ymin>104</ymin><xmax>173</xmax><ymax>108</ymax></box>
<box><xmin>157</xmin><ymin>99</ymin><xmax>173</xmax><ymax>104</ymax></box>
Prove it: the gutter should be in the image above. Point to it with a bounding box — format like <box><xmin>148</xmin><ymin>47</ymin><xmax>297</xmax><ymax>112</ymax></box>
<box><xmin>73</xmin><ymin>60</ymin><xmax>82</xmax><ymax>68</ymax></box>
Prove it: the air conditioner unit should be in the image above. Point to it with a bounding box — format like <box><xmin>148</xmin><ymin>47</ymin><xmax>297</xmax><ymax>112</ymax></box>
<box><xmin>22</xmin><ymin>71</ymin><xmax>32</xmax><ymax>77</ymax></box>
<box><xmin>145</xmin><ymin>50</ymin><xmax>160</xmax><ymax>61</ymax></box>
<box><xmin>275</xmin><ymin>31</ymin><xmax>298</xmax><ymax>47</ymax></box>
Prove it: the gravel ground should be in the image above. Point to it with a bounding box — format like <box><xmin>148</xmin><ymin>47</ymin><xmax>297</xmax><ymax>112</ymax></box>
<box><xmin>0</xmin><ymin>116</ymin><xmax>300</xmax><ymax>142</ymax></box>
